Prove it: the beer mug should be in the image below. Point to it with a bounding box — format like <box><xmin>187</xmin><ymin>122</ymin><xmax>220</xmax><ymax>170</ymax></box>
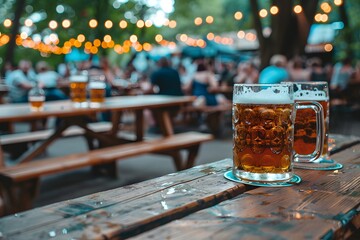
<box><xmin>293</xmin><ymin>82</ymin><xmax>330</xmax><ymax>162</ymax></box>
<box><xmin>69</xmin><ymin>75</ymin><xmax>88</xmax><ymax>107</ymax></box>
<box><xmin>28</xmin><ymin>82</ymin><xmax>45</xmax><ymax>111</ymax></box>
<box><xmin>232</xmin><ymin>83</ymin><xmax>324</xmax><ymax>183</ymax></box>
<box><xmin>89</xmin><ymin>75</ymin><xmax>106</xmax><ymax>107</ymax></box>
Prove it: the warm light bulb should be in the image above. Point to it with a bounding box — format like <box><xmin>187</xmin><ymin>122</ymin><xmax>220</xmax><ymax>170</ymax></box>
<box><xmin>62</xmin><ymin>19</ymin><xmax>71</xmax><ymax>28</ymax></box>
<box><xmin>234</xmin><ymin>11</ymin><xmax>243</xmax><ymax>20</ymax></box>
<box><xmin>89</xmin><ymin>19</ymin><xmax>98</xmax><ymax>28</ymax></box>
<box><xmin>105</xmin><ymin>20</ymin><xmax>113</xmax><ymax>29</ymax></box>
<box><xmin>259</xmin><ymin>9</ymin><xmax>268</xmax><ymax>18</ymax></box>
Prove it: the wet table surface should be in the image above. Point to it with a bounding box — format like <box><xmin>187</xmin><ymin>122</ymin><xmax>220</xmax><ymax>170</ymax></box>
<box><xmin>0</xmin><ymin>134</ymin><xmax>359</xmax><ymax>240</ymax></box>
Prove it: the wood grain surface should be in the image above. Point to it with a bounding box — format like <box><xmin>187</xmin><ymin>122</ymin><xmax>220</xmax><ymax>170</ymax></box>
<box><xmin>0</xmin><ymin>135</ymin><xmax>359</xmax><ymax>240</ymax></box>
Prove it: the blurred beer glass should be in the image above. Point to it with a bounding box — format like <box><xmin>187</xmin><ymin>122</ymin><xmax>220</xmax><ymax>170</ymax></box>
<box><xmin>89</xmin><ymin>75</ymin><xmax>106</xmax><ymax>107</ymax></box>
<box><xmin>28</xmin><ymin>82</ymin><xmax>45</xmax><ymax>111</ymax></box>
<box><xmin>293</xmin><ymin>82</ymin><xmax>330</xmax><ymax>162</ymax></box>
<box><xmin>69</xmin><ymin>75</ymin><xmax>88</xmax><ymax>107</ymax></box>
<box><xmin>232</xmin><ymin>83</ymin><xmax>324</xmax><ymax>183</ymax></box>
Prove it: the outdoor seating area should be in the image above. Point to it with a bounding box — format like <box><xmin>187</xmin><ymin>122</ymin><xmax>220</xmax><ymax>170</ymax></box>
<box><xmin>0</xmin><ymin>1</ymin><xmax>360</xmax><ymax>239</ymax></box>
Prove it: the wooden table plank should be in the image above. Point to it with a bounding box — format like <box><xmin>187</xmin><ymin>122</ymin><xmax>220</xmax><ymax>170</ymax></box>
<box><xmin>0</xmin><ymin>95</ymin><xmax>195</xmax><ymax>123</ymax></box>
<box><xmin>0</xmin><ymin>160</ymin><xmax>245</xmax><ymax>239</ymax></box>
<box><xmin>132</xmin><ymin>143</ymin><xmax>360</xmax><ymax>240</ymax></box>
<box><xmin>0</xmin><ymin>135</ymin><xmax>359</xmax><ymax>239</ymax></box>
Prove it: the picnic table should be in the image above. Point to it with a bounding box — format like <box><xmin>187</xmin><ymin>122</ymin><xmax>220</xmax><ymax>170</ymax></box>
<box><xmin>0</xmin><ymin>95</ymin><xmax>213</xmax><ymax>215</ymax></box>
<box><xmin>0</xmin><ymin>95</ymin><xmax>195</xmax><ymax>164</ymax></box>
<box><xmin>0</xmin><ymin>133</ymin><xmax>359</xmax><ymax>239</ymax></box>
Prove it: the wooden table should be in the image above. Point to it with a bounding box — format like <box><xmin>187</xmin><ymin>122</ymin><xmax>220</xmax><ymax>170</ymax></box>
<box><xmin>0</xmin><ymin>95</ymin><xmax>195</xmax><ymax>164</ymax></box>
<box><xmin>0</xmin><ymin>134</ymin><xmax>359</xmax><ymax>239</ymax></box>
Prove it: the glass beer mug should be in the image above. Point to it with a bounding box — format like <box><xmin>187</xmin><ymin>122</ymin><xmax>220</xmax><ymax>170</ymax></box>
<box><xmin>292</xmin><ymin>81</ymin><xmax>341</xmax><ymax>170</ymax></box>
<box><xmin>69</xmin><ymin>75</ymin><xmax>88</xmax><ymax>108</ymax></box>
<box><xmin>89</xmin><ymin>75</ymin><xmax>106</xmax><ymax>108</ymax></box>
<box><xmin>232</xmin><ymin>83</ymin><xmax>324</xmax><ymax>183</ymax></box>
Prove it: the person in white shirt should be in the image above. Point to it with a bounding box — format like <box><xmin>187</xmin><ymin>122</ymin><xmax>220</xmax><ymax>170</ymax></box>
<box><xmin>36</xmin><ymin>61</ymin><xmax>68</xmax><ymax>101</ymax></box>
<box><xmin>6</xmin><ymin>60</ymin><xmax>36</xmax><ymax>103</ymax></box>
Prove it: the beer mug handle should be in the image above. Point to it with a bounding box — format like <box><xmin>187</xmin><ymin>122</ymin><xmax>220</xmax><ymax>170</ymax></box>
<box><xmin>294</xmin><ymin>101</ymin><xmax>325</xmax><ymax>162</ymax></box>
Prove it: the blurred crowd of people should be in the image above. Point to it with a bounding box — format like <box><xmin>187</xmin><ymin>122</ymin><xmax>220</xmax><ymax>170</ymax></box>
<box><xmin>2</xmin><ymin>53</ymin><xmax>360</xmax><ymax>108</ymax></box>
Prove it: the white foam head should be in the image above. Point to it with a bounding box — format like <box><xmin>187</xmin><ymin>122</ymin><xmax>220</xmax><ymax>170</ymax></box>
<box><xmin>89</xmin><ymin>81</ymin><xmax>106</xmax><ymax>89</ymax></box>
<box><xmin>294</xmin><ymin>90</ymin><xmax>328</xmax><ymax>100</ymax></box>
<box><xmin>29</xmin><ymin>96</ymin><xmax>45</xmax><ymax>101</ymax></box>
<box><xmin>69</xmin><ymin>75</ymin><xmax>88</xmax><ymax>82</ymax></box>
<box><xmin>293</xmin><ymin>82</ymin><xmax>329</xmax><ymax>100</ymax></box>
<box><xmin>233</xmin><ymin>84</ymin><xmax>293</xmax><ymax>104</ymax></box>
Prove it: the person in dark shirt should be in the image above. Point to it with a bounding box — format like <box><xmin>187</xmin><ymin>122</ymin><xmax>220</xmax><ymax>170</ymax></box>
<box><xmin>150</xmin><ymin>57</ymin><xmax>184</xmax><ymax>96</ymax></box>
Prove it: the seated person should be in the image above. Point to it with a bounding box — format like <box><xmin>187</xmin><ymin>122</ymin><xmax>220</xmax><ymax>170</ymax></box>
<box><xmin>150</xmin><ymin>57</ymin><xmax>184</xmax><ymax>96</ymax></box>
<box><xmin>6</xmin><ymin>60</ymin><xmax>36</xmax><ymax>103</ymax></box>
<box><xmin>184</xmin><ymin>63</ymin><xmax>219</xmax><ymax>106</ymax></box>
<box><xmin>259</xmin><ymin>55</ymin><xmax>290</xmax><ymax>84</ymax></box>
<box><xmin>36</xmin><ymin>61</ymin><xmax>68</xmax><ymax>101</ymax></box>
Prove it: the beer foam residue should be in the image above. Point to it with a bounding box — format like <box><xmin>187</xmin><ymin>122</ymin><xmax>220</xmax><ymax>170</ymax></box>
<box><xmin>69</xmin><ymin>75</ymin><xmax>88</xmax><ymax>82</ymax></box>
<box><xmin>89</xmin><ymin>81</ymin><xmax>106</xmax><ymax>89</ymax></box>
<box><xmin>29</xmin><ymin>96</ymin><xmax>45</xmax><ymax>101</ymax></box>
<box><xmin>233</xmin><ymin>86</ymin><xmax>293</xmax><ymax>104</ymax></box>
<box><xmin>294</xmin><ymin>90</ymin><xmax>328</xmax><ymax>100</ymax></box>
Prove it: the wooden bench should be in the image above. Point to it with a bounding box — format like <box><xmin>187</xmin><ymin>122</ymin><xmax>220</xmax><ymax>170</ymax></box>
<box><xmin>180</xmin><ymin>103</ymin><xmax>232</xmax><ymax>137</ymax></box>
<box><xmin>0</xmin><ymin>122</ymin><xmax>114</xmax><ymax>159</ymax></box>
<box><xmin>0</xmin><ymin>122</ymin><xmax>113</xmax><ymax>146</ymax></box>
<box><xmin>0</xmin><ymin>131</ymin><xmax>213</xmax><ymax>215</ymax></box>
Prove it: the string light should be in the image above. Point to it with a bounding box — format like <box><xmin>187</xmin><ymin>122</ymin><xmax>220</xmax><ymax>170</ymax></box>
<box><xmin>24</xmin><ymin>19</ymin><xmax>33</xmax><ymax>27</ymax></box>
<box><xmin>321</xmin><ymin>2</ymin><xmax>331</xmax><ymax>13</ymax></box>
<box><xmin>234</xmin><ymin>11</ymin><xmax>243</xmax><ymax>20</ymax></box>
<box><xmin>4</xmin><ymin>19</ymin><xmax>12</xmax><ymax>27</ymax></box>
<box><xmin>119</xmin><ymin>20</ymin><xmax>127</xmax><ymax>29</ymax></box>
<box><xmin>89</xmin><ymin>19</ymin><xmax>98</xmax><ymax>28</ymax></box>
<box><xmin>259</xmin><ymin>9</ymin><xmax>268</xmax><ymax>18</ymax></box>
<box><xmin>49</xmin><ymin>20</ymin><xmax>58</xmax><ymax>29</ymax></box>
<box><xmin>179</xmin><ymin>34</ymin><xmax>188</xmax><ymax>42</ymax></box>
<box><xmin>334</xmin><ymin>0</ymin><xmax>343</xmax><ymax>6</ymax></box>
<box><xmin>168</xmin><ymin>20</ymin><xmax>177</xmax><ymax>28</ymax></box>
<box><xmin>136</xmin><ymin>20</ymin><xmax>145</xmax><ymax>28</ymax></box>
<box><xmin>270</xmin><ymin>6</ymin><xmax>279</xmax><ymax>15</ymax></box>
<box><xmin>207</xmin><ymin>32</ymin><xmax>214</xmax><ymax>40</ymax></box>
<box><xmin>194</xmin><ymin>17</ymin><xmax>202</xmax><ymax>25</ymax></box>
<box><xmin>155</xmin><ymin>34</ymin><xmax>163</xmax><ymax>42</ymax></box>
<box><xmin>77</xmin><ymin>34</ymin><xmax>85</xmax><ymax>43</ymax></box>
<box><xmin>206</xmin><ymin>16</ymin><xmax>214</xmax><ymax>24</ymax></box>
<box><xmin>1</xmin><ymin>0</ymin><xmax>343</xmax><ymax>56</ymax></box>
<box><xmin>104</xmin><ymin>20</ymin><xmax>113</xmax><ymax>29</ymax></box>
<box><xmin>324</xmin><ymin>43</ymin><xmax>333</xmax><ymax>52</ymax></box>
<box><xmin>129</xmin><ymin>35</ymin><xmax>138</xmax><ymax>43</ymax></box>
<box><xmin>145</xmin><ymin>20</ymin><xmax>153</xmax><ymax>27</ymax></box>
<box><xmin>104</xmin><ymin>34</ymin><xmax>112</xmax><ymax>43</ymax></box>
<box><xmin>293</xmin><ymin>5</ymin><xmax>302</xmax><ymax>14</ymax></box>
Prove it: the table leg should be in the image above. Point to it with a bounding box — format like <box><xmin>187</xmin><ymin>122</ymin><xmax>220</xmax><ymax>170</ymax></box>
<box><xmin>15</xmin><ymin>122</ymin><xmax>70</xmax><ymax>164</ymax></box>
<box><xmin>110</xmin><ymin>111</ymin><xmax>122</xmax><ymax>136</ymax></box>
<box><xmin>135</xmin><ymin>110</ymin><xmax>144</xmax><ymax>141</ymax></box>
<box><xmin>153</xmin><ymin>109</ymin><xmax>174</xmax><ymax>136</ymax></box>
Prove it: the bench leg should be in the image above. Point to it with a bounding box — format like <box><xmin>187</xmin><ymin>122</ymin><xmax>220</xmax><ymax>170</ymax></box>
<box><xmin>185</xmin><ymin>145</ymin><xmax>200</xmax><ymax>169</ymax></box>
<box><xmin>0</xmin><ymin>178</ymin><xmax>40</xmax><ymax>215</ymax></box>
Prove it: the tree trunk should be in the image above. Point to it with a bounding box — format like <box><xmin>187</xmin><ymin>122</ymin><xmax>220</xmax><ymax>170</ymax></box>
<box><xmin>250</xmin><ymin>0</ymin><xmax>319</xmax><ymax>70</ymax></box>
<box><xmin>2</xmin><ymin>0</ymin><xmax>26</xmax><ymax>71</ymax></box>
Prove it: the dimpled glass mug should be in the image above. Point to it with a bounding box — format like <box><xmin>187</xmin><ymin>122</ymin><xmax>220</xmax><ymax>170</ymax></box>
<box><xmin>232</xmin><ymin>83</ymin><xmax>324</xmax><ymax>183</ymax></box>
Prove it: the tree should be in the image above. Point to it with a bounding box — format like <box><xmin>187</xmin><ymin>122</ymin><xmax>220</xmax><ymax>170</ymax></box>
<box><xmin>250</xmin><ymin>0</ymin><xmax>319</xmax><ymax>69</ymax></box>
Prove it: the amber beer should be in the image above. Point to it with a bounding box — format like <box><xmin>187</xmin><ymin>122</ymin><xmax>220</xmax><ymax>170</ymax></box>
<box><xmin>69</xmin><ymin>75</ymin><xmax>88</xmax><ymax>104</ymax></box>
<box><xmin>293</xmin><ymin>82</ymin><xmax>329</xmax><ymax>160</ymax></box>
<box><xmin>233</xmin><ymin>102</ymin><xmax>294</xmax><ymax>178</ymax></box>
<box><xmin>29</xmin><ymin>96</ymin><xmax>45</xmax><ymax>111</ymax></box>
<box><xmin>89</xmin><ymin>81</ymin><xmax>106</xmax><ymax>106</ymax></box>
